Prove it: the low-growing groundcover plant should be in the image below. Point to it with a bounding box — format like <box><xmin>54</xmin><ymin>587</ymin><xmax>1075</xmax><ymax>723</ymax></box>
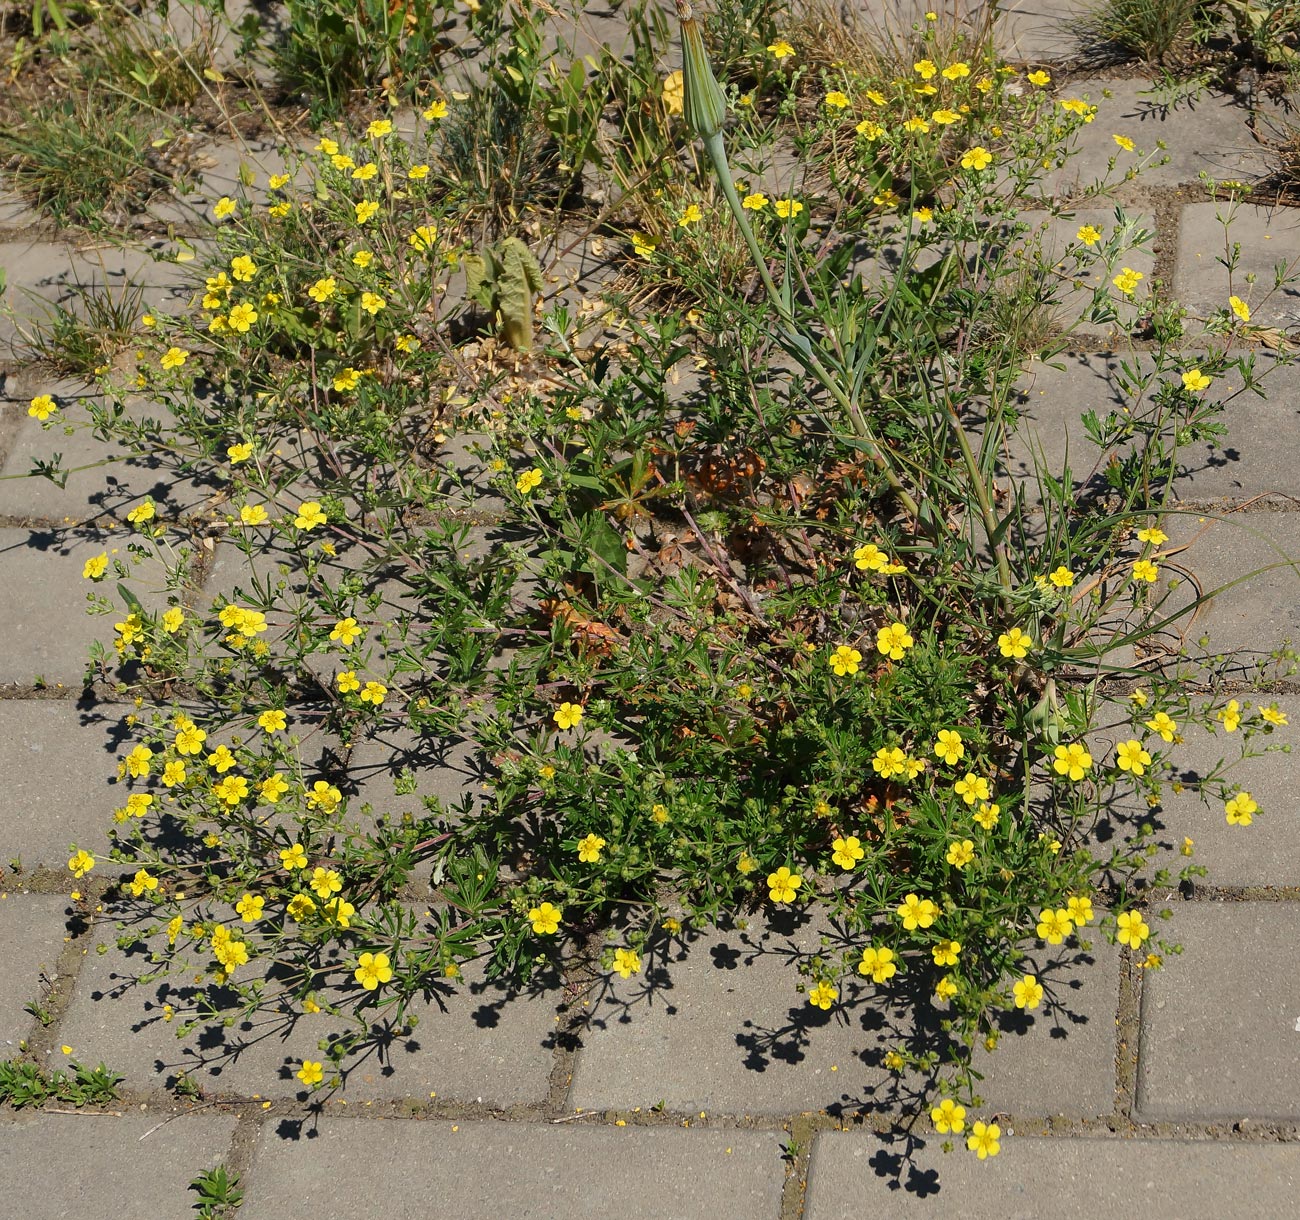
<box><xmin>35</xmin><ymin>5</ymin><xmax>1296</xmax><ymax>1157</ymax></box>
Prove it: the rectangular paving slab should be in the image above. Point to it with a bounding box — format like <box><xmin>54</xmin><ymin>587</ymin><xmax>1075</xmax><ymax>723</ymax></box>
<box><xmin>1136</xmin><ymin>900</ymin><xmax>1300</xmax><ymax>1121</ymax></box>
<box><xmin>0</xmin><ymin>526</ymin><xmax>184</xmax><ymax>687</ymax></box>
<box><xmin>0</xmin><ymin>895</ymin><xmax>75</xmax><ymax>1051</ymax></box>
<box><xmin>0</xmin><ymin>383</ymin><xmax>222</xmax><ymax>525</ymax></box>
<box><xmin>1142</xmin><ymin>695</ymin><xmax>1298</xmax><ymax>889</ymax></box>
<box><xmin>55</xmin><ymin>916</ymin><xmax>565</xmax><ymax>1105</ymax></box>
<box><xmin>1175</xmin><ymin>203</ymin><xmax>1300</xmax><ymax>331</ymax></box>
<box><xmin>1044</xmin><ymin>79</ymin><xmax>1267</xmax><ymax>198</ymax></box>
<box><xmin>568</xmin><ymin>915</ymin><xmax>1119</xmax><ymax>1119</ymax></box>
<box><xmin>805</xmin><ymin>1131</ymin><xmax>1300</xmax><ymax>1217</ymax></box>
<box><xmin>0</xmin><ymin>1112</ymin><xmax>237</xmax><ymax>1218</ymax></box>
<box><xmin>0</xmin><ymin>697</ymin><xmax>151</xmax><ymax>871</ymax></box>
<box><xmin>241</xmin><ymin>1118</ymin><xmax>787</xmax><ymax>1220</ymax></box>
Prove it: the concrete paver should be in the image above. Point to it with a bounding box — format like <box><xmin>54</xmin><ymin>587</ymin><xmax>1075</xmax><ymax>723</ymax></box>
<box><xmin>0</xmin><ymin>387</ymin><xmax>222</xmax><ymax>524</ymax></box>
<box><xmin>1045</xmin><ymin>78</ymin><xmax>1267</xmax><ymax>197</ymax></box>
<box><xmin>805</xmin><ymin>1132</ymin><xmax>1300</xmax><ymax>1217</ymax></box>
<box><xmin>0</xmin><ymin>698</ymin><xmax>142</xmax><ymax>869</ymax></box>
<box><xmin>1175</xmin><ymin>203</ymin><xmax>1300</xmax><ymax>330</ymax></box>
<box><xmin>569</xmin><ymin>917</ymin><xmax>1119</xmax><ymax>1119</ymax></box>
<box><xmin>0</xmin><ymin>896</ymin><xmax>74</xmax><ymax>1051</ymax></box>
<box><xmin>56</xmin><ymin>919</ymin><xmax>566</xmax><ymax>1103</ymax></box>
<box><xmin>241</xmin><ymin>1119</ymin><xmax>787</xmax><ymax>1220</ymax></box>
<box><xmin>0</xmin><ymin>1113</ymin><xmax>237</xmax><ymax>1218</ymax></box>
<box><xmin>1136</xmin><ymin>901</ymin><xmax>1300</xmax><ymax>1121</ymax></box>
<box><xmin>0</xmin><ymin>526</ymin><xmax>183</xmax><ymax>687</ymax></box>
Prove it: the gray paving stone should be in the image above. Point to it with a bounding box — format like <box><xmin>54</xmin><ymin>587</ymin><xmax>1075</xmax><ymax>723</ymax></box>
<box><xmin>1142</xmin><ymin>695</ymin><xmax>1299</xmax><ymax>888</ymax></box>
<box><xmin>1004</xmin><ymin>351</ymin><xmax>1300</xmax><ymax>504</ymax></box>
<box><xmin>569</xmin><ymin>916</ymin><xmax>1118</xmax><ymax>1118</ymax></box>
<box><xmin>0</xmin><ymin>183</ymin><xmax>41</xmax><ymax>230</ymax></box>
<box><xmin>242</xmin><ymin>1119</ymin><xmax>786</xmax><ymax>1220</ymax></box>
<box><xmin>1136</xmin><ymin>901</ymin><xmax>1300</xmax><ymax>1120</ymax></box>
<box><xmin>0</xmin><ymin>238</ymin><xmax>193</xmax><ymax>358</ymax></box>
<box><xmin>0</xmin><ymin>1113</ymin><xmax>237</xmax><ymax>1218</ymax></box>
<box><xmin>805</xmin><ymin>1131</ymin><xmax>1300</xmax><ymax>1217</ymax></box>
<box><xmin>1044</xmin><ymin>79</ymin><xmax>1266</xmax><ymax>198</ymax></box>
<box><xmin>56</xmin><ymin>919</ymin><xmax>565</xmax><ymax>1103</ymax></box>
<box><xmin>0</xmin><ymin>896</ymin><xmax>74</xmax><ymax>1051</ymax></box>
<box><xmin>0</xmin><ymin>698</ymin><xmax>145</xmax><ymax>871</ymax></box>
<box><xmin>994</xmin><ymin>0</ymin><xmax>1092</xmax><ymax>59</ymax></box>
<box><xmin>1161</xmin><ymin>509</ymin><xmax>1300</xmax><ymax>663</ymax></box>
<box><xmin>0</xmin><ymin>526</ymin><xmax>181</xmax><ymax>687</ymax></box>
<box><xmin>346</xmin><ymin>725</ymin><xmax>490</xmax><ymax>825</ymax></box>
<box><xmin>1174</xmin><ymin>203</ymin><xmax>1300</xmax><ymax>331</ymax></box>
<box><xmin>0</xmin><ymin>384</ymin><xmax>223</xmax><ymax>524</ymax></box>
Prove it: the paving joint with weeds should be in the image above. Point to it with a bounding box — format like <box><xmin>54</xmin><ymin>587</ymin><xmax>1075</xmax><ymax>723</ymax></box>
<box><xmin>25</xmin><ymin>3</ymin><xmax>1297</xmax><ymax>1161</ymax></box>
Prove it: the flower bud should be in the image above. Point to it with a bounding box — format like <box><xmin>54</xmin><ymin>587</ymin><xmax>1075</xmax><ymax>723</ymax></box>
<box><xmin>676</xmin><ymin>1</ymin><xmax>727</xmax><ymax>139</ymax></box>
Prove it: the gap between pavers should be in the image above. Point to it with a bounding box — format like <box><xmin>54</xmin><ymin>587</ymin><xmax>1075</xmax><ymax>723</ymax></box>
<box><xmin>1136</xmin><ymin>900</ymin><xmax>1300</xmax><ymax>1122</ymax></box>
<box><xmin>1175</xmin><ymin>203</ymin><xmax>1300</xmax><ymax>331</ymax></box>
<box><xmin>0</xmin><ymin>526</ymin><xmax>185</xmax><ymax>688</ymax></box>
<box><xmin>567</xmin><ymin>914</ymin><xmax>1119</xmax><ymax>1120</ymax></box>
<box><xmin>0</xmin><ymin>1113</ymin><xmax>237</xmax><ymax>1219</ymax></box>
<box><xmin>804</xmin><ymin>1131</ymin><xmax>1300</xmax><ymax>1216</ymax></box>
<box><xmin>55</xmin><ymin>917</ymin><xmax>566</xmax><ymax>1105</ymax></box>
<box><xmin>0</xmin><ymin>895</ymin><xmax>78</xmax><ymax>1052</ymax></box>
<box><xmin>239</xmin><ymin>1119</ymin><xmax>786</xmax><ymax>1220</ymax></box>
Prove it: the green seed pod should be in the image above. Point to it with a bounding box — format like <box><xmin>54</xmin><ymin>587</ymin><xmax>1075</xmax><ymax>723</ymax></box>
<box><xmin>676</xmin><ymin>1</ymin><xmax>727</xmax><ymax>140</ymax></box>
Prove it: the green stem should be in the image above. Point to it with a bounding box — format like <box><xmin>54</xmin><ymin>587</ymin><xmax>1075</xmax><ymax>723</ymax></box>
<box><xmin>700</xmin><ymin>131</ymin><xmax>922</xmax><ymax>524</ymax></box>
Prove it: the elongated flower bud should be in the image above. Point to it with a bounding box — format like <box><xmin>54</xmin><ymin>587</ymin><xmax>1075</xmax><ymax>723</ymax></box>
<box><xmin>676</xmin><ymin>0</ymin><xmax>727</xmax><ymax>140</ymax></box>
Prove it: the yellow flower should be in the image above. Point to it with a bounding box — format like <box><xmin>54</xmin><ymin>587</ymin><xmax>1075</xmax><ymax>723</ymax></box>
<box><xmin>997</xmin><ymin>627</ymin><xmax>1033</xmax><ymax>659</ymax></box>
<box><xmin>773</xmin><ymin>198</ymin><xmax>803</xmax><ymax>219</ymax></box>
<box><xmin>28</xmin><ymin>394</ymin><xmax>57</xmax><ymax>420</ymax></box>
<box><xmin>824</xmin><ymin>90</ymin><xmax>850</xmax><ymax>109</ymax></box>
<box><xmin>297</xmin><ymin>1060</ymin><xmax>324</xmax><ymax>1086</ymax></box>
<box><xmin>352</xmin><ymin>250</ymin><xmax>374</xmax><ymax>268</ymax></box>
<box><xmin>946</xmin><ymin>839</ymin><xmax>975</xmax><ymax>869</ymax></box>
<box><xmin>931</xmin><ymin>108</ymin><xmax>961</xmax><ymax>125</ymax></box>
<box><xmin>1049</xmin><ymin>565</ymin><xmax>1075</xmax><ymax>587</ymax></box>
<box><xmin>1181</xmin><ymin>368</ymin><xmax>1211</xmax><ymax>392</ymax></box>
<box><xmin>354</xmin><ymin>200</ymin><xmax>380</xmax><ymax>224</ymax></box>
<box><xmin>742</xmin><ymin>192</ymin><xmax>769</xmax><ymax>211</ymax></box>
<box><xmin>1229</xmin><ymin>294</ymin><xmax>1251</xmax><ymax>322</ymax></box>
<box><xmin>360</xmin><ymin>291</ymin><xmax>386</xmax><ymax>315</ymax></box>
<box><xmin>228</xmin><ymin>302</ymin><xmax>258</xmax><ymax>332</ymax></box>
<box><xmin>366</xmin><ymin>118</ymin><xmax>393</xmax><ymax>139</ymax></box>
<box><xmin>831</xmin><ymin>835</ymin><xmax>864</xmax><ymax>870</ymax></box>
<box><xmin>333</xmin><ymin>367</ymin><xmax>361</xmax><ymax>392</ymax></box>
<box><xmin>766</xmin><ymin>866</ymin><xmax>802</xmax><ymax>904</ymax></box>
<box><xmin>808</xmin><ymin>981</ymin><xmax>838</xmax><ymax>1010</ymax></box>
<box><xmin>336</xmin><ymin>670</ymin><xmax>361</xmax><ymax>694</ymax></box>
<box><xmin>352</xmin><ymin>162</ymin><xmax>378</xmax><ymax>181</ymax></box>
<box><xmin>294</xmin><ymin>501</ymin><xmax>328</xmax><ymax>530</ymax></box>
<box><xmin>576</xmin><ymin>833</ymin><xmax>607</xmax><ymax>863</ymax></box>
<box><xmin>631</xmin><ymin>233</ymin><xmax>659</xmax><ymax>260</ymax></box>
<box><xmin>230</xmin><ymin>255</ymin><xmax>257</xmax><ymax>282</ymax></box>
<box><xmin>931</xmin><ymin>1098</ymin><xmax>965</xmax><ymax>1133</ymax></box>
<box><xmin>354</xmin><ymin>951</ymin><xmax>394</xmax><ymax>990</ymax></box>
<box><xmin>678</xmin><ymin>203</ymin><xmax>703</xmax><ymax>227</ymax></box>
<box><xmin>408</xmin><ymin>164</ymin><xmax>430</xmax><ymax>180</ymax></box>
<box><xmin>828</xmin><ymin>644</ymin><xmax>863</xmax><ymax>677</ymax></box>
<box><xmin>1113</xmin><ymin>133</ymin><xmax>1135</xmax><ymax>151</ymax></box>
<box><xmin>423</xmin><ymin>100</ymin><xmax>448</xmax><ymax>120</ymax></box>
<box><xmin>903</xmin><ymin>116</ymin><xmax>931</xmax><ymax>134</ymax></box>
<box><xmin>960</xmin><ymin>146</ymin><xmax>992</xmax><ymax>171</ymax></box>
<box><xmin>1076</xmin><ymin>224</ymin><xmax>1102</xmax><ymax>246</ymax></box>
<box><xmin>359</xmin><ymin>680</ymin><xmax>387</xmax><ymax>706</ymax></box>
<box><xmin>973</xmin><ymin>801</ymin><xmax>999</xmax><ymax>830</ymax></box>
<box><xmin>553</xmin><ymin>701</ymin><xmax>584</xmax><ymax>730</ymax></box>
<box><xmin>766</xmin><ymin>40</ymin><xmax>795</xmax><ymax>58</ymax></box>
<box><xmin>212</xmin><ymin>196</ymin><xmax>236</xmax><ymax>218</ymax></box>
<box><xmin>856</xmin><ymin>119</ymin><xmax>884</xmax><ymax>139</ymax></box>
<box><xmin>239</xmin><ymin>503</ymin><xmax>268</xmax><ymax>526</ymax></box>
<box><xmin>1217</xmin><ymin>699</ymin><xmax>1242</xmax><ymax>732</ymax></box>
<box><xmin>516</xmin><ymin>467</ymin><xmax>543</xmax><ymax>494</ymax></box>
<box><xmin>1027</xmin><ymin>69</ymin><xmax>1051</xmax><ymax>86</ymax></box>
<box><xmin>1131</xmin><ymin>558</ymin><xmax>1159</xmax><ymax>583</ymax></box>
<box><xmin>1113</xmin><ymin>267</ymin><xmax>1144</xmax><ymax>295</ymax></box>
<box><xmin>409</xmin><ymin>224</ymin><xmax>438</xmax><ymax>252</ymax></box>
<box><xmin>662</xmin><ymin>69</ymin><xmax>684</xmax><ymax>116</ymax></box>
<box><xmin>914</xmin><ymin>59</ymin><xmax>937</xmax><ymax>79</ymax></box>
<box><xmin>1052</xmin><ymin>741</ymin><xmax>1093</xmax><ymax>781</ymax></box>
<box><xmin>528</xmin><ymin>901</ymin><xmax>562</xmax><ymax>934</ymax></box>
<box><xmin>876</xmin><ymin>621</ymin><xmax>914</xmax><ymax>660</ymax></box>
<box><xmin>308</xmin><ymin>277</ymin><xmax>337</xmax><ymax>303</ymax></box>
<box><xmin>1013</xmin><ymin>974</ymin><xmax>1044</xmax><ymax>1009</ymax></box>
<box><xmin>941</xmin><ymin>62</ymin><xmax>970</xmax><ymax>80</ymax></box>
<box><xmin>68</xmin><ymin>849</ymin><xmax>95</xmax><ymax>878</ymax></box>
<box><xmin>82</xmin><ymin>552</ymin><xmax>109</xmax><ymax>580</ymax></box>
<box><xmin>160</xmin><ymin>347</ymin><xmax>189</xmax><ymax>370</ymax></box>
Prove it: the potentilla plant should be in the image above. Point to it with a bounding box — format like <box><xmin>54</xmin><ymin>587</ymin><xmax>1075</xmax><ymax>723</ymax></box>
<box><xmin>45</xmin><ymin>6</ymin><xmax>1295</xmax><ymax>1154</ymax></box>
